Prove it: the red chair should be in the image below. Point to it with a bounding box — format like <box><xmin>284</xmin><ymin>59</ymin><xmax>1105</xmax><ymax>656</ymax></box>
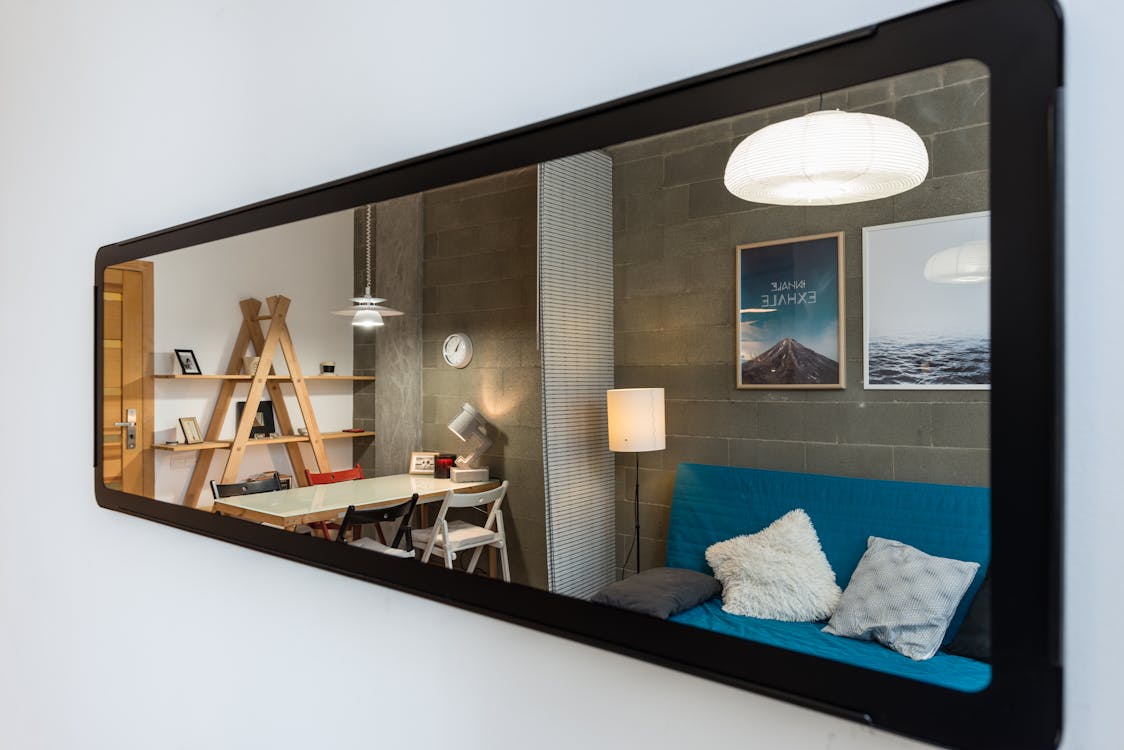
<box><xmin>304</xmin><ymin>464</ymin><xmax>384</xmax><ymax>543</ymax></box>
<box><xmin>305</xmin><ymin>464</ymin><xmax>364</xmax><ymax>486</ymax></box>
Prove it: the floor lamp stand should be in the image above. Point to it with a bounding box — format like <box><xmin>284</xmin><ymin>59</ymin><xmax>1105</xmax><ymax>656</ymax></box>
<box><xmin>633</xmin><ymin>452</ymin><xmax>641</xmax><ymax>575</ymax></box>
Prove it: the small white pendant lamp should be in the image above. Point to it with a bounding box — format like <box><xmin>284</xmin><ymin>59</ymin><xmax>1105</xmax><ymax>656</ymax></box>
<box><xmin>924</xmin><ymin>240</ymin><xmax>990</xmax><ymax>284</ymax></box>
<box><xmin>333</xmin><ymin>204</ymin><xmax>404</xmax><ymax>327</ymax></box>
<box><xmin>724</xmin><ymin>109</ymin><xmax>929</xmax><ymax>206</ymax></box>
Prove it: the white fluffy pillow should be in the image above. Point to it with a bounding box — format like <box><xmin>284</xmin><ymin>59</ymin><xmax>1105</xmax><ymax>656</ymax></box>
<box><xmin>705</xmin><ymin>509</ymin><xmax>842</xmax><ymax>621</ymax></box>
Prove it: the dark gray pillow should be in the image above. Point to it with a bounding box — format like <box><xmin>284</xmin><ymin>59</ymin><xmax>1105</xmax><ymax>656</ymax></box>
<box><xmin>943</xmin><ymin>573</ymin><xmax>991</xmax><ymax>662</ymax></box>
<box><xmin>591</xmin><ymin>567</ymin><xmax>721</xmax><ymax>619</ymax></box>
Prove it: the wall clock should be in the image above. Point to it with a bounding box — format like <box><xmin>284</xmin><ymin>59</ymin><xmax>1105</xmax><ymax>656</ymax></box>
<box><xmin>442</xmin><ymin>333</ymin><xmax>473</xmax><ymax>368</ymax></box>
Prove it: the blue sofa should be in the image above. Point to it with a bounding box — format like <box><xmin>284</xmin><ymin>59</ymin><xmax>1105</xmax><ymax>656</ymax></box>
<box><xmin>665</xmin><ymin>463</ymin><xmax>991</xmax><ymax>691</ymax></box>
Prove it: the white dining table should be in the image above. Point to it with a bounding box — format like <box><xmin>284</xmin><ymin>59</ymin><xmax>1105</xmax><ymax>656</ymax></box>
<box><xmin>209</xmin><ymin>473</ymin><xmax>499</xmax><ymax>531</ymax></box>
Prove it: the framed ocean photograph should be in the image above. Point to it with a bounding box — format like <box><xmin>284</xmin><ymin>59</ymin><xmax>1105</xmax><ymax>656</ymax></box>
<box><xmin>863</xmin><ymin>212</ymin><xmax>990</xmax><ymax>390</ymax></box>
<box><xmin>736</xmin><ymin>233</ymin><xmax>845</xmax><ymax>389</ymax></box>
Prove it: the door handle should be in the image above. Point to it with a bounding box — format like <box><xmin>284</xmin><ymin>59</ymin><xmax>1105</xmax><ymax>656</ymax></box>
<box><xmin>115</xmin><ymin>408</ymin><xmax>137</xmax><ymax>449</ymax></box>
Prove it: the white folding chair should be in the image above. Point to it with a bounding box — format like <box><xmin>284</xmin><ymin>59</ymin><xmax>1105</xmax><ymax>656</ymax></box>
<box><xmin>413</xmin><ymin>481</ymin><xmax>510</xmax><ymax>582</ymax></box>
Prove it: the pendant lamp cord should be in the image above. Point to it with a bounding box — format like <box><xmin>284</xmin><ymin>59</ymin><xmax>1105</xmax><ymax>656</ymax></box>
<box><xmin>364</xmin><ymin>205</ymin><xmax>374</xmax><ymax>297</ymax></box>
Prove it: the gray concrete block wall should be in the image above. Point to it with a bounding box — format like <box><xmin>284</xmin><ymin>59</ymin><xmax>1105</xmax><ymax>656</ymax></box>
<box><xmin>607</xmin><ymin>61</ymin><xmax>991</xmax><ymax>577</ymax></box>
<box><xmin>420</xmin><ymin>166</ymin><xmax>546</xmax><ymax>589</ymax></box>
<box><xmin>373</xmin><ymin>195</ymin><xmax>424</xmax><ymax>478</ymax></box>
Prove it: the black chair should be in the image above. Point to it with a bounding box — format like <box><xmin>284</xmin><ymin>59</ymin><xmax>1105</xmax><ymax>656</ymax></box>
<box><xmin>210</xmin><ymin>474</ymin><xmax>282</xmax><ymax>499</ymax></box>
<box><xmin>336</xmin><ymin>493</ymin><xmax>419</xmax><ymax>558</ymax></box>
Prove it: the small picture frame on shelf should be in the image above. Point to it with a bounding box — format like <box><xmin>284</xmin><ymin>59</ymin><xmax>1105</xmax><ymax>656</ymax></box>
<box><xmin>236</xmin><ymin>400</ymin><xmax>276</xmax><ymax>437</ymax></box>
<box><xmin>174</xmin><ymin>349</ymin><xmax>202</xmax><ymax>375</ymax></box>
<box><xmin>409</xmin><ymin>451</ymin><xmax>438</xmax><ymax>476</ymax></box>
<box><xmin>178</xmin><ymin>417</ymin><xmax>203</xmax><ymax>444</ymax></box>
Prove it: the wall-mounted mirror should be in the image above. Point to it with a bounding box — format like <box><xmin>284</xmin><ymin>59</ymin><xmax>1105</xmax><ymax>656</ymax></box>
<box><xmin>94</xmin><ymin>1</ymin><xmax>1062</xmax><ymax>747</ymax></box>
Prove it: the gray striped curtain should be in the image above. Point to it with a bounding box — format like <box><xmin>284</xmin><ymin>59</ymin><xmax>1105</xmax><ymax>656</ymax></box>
<box><xmin>538</xmin><ymin>151</ymin><xmax>616</xmax><ymax>599</ymax></box>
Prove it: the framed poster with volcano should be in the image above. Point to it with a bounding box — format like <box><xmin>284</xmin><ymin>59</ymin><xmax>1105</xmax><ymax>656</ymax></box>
<box><xmin>736</xmin><ymin>233</ymin><xmax>845</xmax><ymax>389</ymax></box>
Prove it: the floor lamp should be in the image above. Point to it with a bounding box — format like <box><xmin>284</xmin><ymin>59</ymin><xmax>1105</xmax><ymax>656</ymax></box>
<box><xmin>607</xmin><ymin>388</ymin><xmax>666</xmax><ymax>576</ymax></box>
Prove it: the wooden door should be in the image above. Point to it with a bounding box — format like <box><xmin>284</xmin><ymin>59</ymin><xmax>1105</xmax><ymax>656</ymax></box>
<box><xmin>102</xmin><ymin>261</ymin><xmax>154</xmax><ymax>496</ymax></box>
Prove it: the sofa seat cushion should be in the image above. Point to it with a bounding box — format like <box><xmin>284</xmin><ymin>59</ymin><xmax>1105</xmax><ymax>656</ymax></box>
<box><xmin>669</xmin><ymin>598</ymin><xmax>991</xmax><ymax>692</ymax></box>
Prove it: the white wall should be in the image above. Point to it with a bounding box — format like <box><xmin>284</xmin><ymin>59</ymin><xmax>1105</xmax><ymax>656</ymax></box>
<box><xmin>147</xmin><ymin>211</ymin><xmax>355</xmax><ymax>502</ymax></box>
<box><xmin>0</xmin><ymin>1</ymin><xmax>1117</xmax><ymax>748</ymax></box>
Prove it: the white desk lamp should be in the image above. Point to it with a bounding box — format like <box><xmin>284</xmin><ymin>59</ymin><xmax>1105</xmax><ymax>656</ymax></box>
<box><xmin>607</xmin><ymin>388</ymin><xmax>666</xmax><ymax>575</ymax></box>
<box><xmin>448</xmin><ymin>403</ymin><xmax>492</xmax><ymax>481</ymax></box>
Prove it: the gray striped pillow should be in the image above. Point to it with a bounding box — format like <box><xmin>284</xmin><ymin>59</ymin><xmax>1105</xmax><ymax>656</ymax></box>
<box><xmin>822</xmin><ymin>536</ymin><xmax>979</xmax><ymax>660</ymax></box>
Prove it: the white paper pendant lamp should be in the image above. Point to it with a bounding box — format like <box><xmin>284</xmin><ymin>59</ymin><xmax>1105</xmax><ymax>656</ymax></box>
<box><xmin>724</xmin><ymin>110</ymin><xmax>929</xmax><ymax>206</ymax></box>
<box><xmin>924</xmin><ymin>240</ymin><xmax>990</xmax><ymax>284</ymax></box>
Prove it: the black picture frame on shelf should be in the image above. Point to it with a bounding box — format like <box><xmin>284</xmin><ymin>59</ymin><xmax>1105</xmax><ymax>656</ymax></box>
<box><xmin>174</xmin><ymin>348</ymin><xmax>201</xmax><ymax>375</ymax></box>
<box><xmin>92</xmin><ymin>2</ymin><xmax>1063</xmax><ymax>748</ymax></box>
<box><xmin>235</xmin><ymin>400</ymin><xmax>275</xmax><ymax>437</ymax></box>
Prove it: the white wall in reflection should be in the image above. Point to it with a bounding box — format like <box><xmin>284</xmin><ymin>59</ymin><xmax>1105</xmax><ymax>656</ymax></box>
<box><xmin>149</xmin><ymin>210</ymin><xmax>355</xmax><ymax>503</ymax></box>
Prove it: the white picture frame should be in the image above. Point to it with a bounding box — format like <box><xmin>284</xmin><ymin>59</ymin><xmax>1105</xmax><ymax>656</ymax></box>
<box><xmin>862</xmin><ymin>211</ymin><xmax>991</xmax><ymax>390</ymax></box>
<box><xmin>408</xmin><ymin>451</ymin><xmax>438</xmax><ymax>475</ymax></box>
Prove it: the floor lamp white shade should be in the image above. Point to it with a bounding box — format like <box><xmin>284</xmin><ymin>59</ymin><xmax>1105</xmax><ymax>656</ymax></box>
<box><xmin>607</xmin><ymin>388</ymin><xmax>666</xmax><ymax>452</ymax></box>
<box><xmin>607</xmin><ymin>387</ymin><xmax>665</xmax><ymax>576</ymax></box>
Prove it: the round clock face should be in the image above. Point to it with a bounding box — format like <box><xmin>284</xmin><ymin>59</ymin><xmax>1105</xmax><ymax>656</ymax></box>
<box><xmin>442</xmin><ymin>333</ymin><xmax>473</xmax><ymax>368</ymax></box>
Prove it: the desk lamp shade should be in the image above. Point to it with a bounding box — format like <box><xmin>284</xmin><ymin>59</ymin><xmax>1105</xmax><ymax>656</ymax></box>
<box><xmin>448</xmin><ymin>403</ymin><xmax>492</xmax><ymax>468</ymax></box>
<box><xmin>607</xmin><ymin>388</ymin><xmax>666</xmax><ymax>453</ymax></box>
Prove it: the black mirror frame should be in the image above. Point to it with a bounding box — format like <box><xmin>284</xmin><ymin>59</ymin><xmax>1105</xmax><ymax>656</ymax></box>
<box><xmin>94</xmin><ymin>1</ymin><xmax>1063</xmax><ymax>747</ymax></box>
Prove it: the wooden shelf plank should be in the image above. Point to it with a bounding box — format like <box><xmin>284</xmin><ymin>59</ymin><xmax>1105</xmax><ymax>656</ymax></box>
<box><xmin>322</xmin><ymin>430</ymin><xmax>376</xmax><ymax>439</ymax></box>
<box><xmin>241</xmin><ymin>434</ymin><xmax>306</xmax><ymax>446</ymax></box>
<box><xmin>155</xmin><ymin>430</ymin><xmax>375</xmax><ymax>452</ymax></box>
<box><xmin>156</xmin><ymin>374</ymin><xmax>271</xmax><ymax>380</ymax></box>
<box><xmin>305</xmin><ymin>375</ymin><xmax>376</xmax><ymax>381</ymax></box>
<box><xmin>156</xmin><ymin>374</ymin><xmax>375</xmax><ymax>381</ymax></box>
<box><xmin>155</xmin><ymin>440</ymin><xmax>231</xmax><ymax>452</ymax></box>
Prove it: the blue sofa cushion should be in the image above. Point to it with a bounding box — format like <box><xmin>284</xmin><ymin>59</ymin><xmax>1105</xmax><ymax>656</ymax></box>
<box><xmin>669</xmin><ymin>599</ymin><xmax>992</xmax><ymax>691</ymax></box>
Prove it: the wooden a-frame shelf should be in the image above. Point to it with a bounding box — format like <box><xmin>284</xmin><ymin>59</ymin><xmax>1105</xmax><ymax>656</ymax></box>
<box><xmin>168</xmin><ymin>295</ymin><xmax>374</xmax><ymax>508</ymax></box>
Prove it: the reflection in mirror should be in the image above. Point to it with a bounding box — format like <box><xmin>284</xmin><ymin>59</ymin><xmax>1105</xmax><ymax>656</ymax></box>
<box><xmin>601</xmin><ymin>59</ymin><xmax>991</xmax><ymax>692</ymax></box>
<box><xmin>102</xmin><ymin>59</ymin><xmax>991</xmax><ymax>692</ymax></box>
